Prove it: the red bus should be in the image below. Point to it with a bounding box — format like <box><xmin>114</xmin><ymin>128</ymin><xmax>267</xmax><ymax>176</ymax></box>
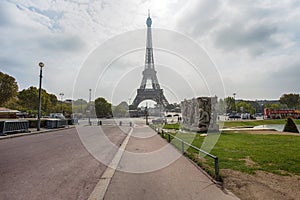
<box><xmin>264</xmin><ymin>108</ymin><xmax>300</xmax><ymax>119</ymax></box>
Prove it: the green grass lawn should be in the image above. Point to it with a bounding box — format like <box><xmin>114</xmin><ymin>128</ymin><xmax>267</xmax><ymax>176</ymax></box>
<box><xmin>162</xmin><ymin>119</ymin><xmax>300</xmax><ymax>130</ymax></box>
<box><xmin>163</xmin><ymin>123</ymin><xmax>180</xmax><ymax>130</ymax></box>
<box><xmin>162</xmin><ymin>131</ymin><xmax>300</xmax><ymax>178</ymax></box>
<box><xmin>222</xmin><ymin>118</ymin><xmax>300</xmax><ymax>128</ymax></box>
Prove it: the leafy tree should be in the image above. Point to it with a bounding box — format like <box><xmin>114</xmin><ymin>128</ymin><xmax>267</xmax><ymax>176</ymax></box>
<box><xmin>236</xmin><ymin>101</ymin><xmax>256</xmax><ymax>114</ymax></box>
<box><xmin>113</xmin><ymin>101</ymin><xmax>129</xmax><ymax>117</ymax></box>
<box><xmin>0</xmin><ymin>72</ymin><xmax>18</xmax><ymax>106</ymax></box>
<box><xmin>265</xmin><ymin>103</ymin><xmax>280</xmax><ymax>110</ymax></box>
<box><xmin>18</xmin><ymin>86</ymin><xmax>39</xmax><ymax>111</ymax></box>
<box><xmin>279</xmin><ymin>93</ymin><xmax>300</xmax><ymax>109</ymax></box>
<box><xmin>72</xmin><ymin>99</ymin><xmax>88</xmax><ymax>117</ymax></box>
<box><xmin>49</xmin><ymin>94</ymin><xmax>58</xmax><ymax>107</ymax></box>
<box><xmin>95</xmin><ymin>97</ymin><xmax>112</xmax><ymax>118</ymax></box>
<box><xmin>18</xmin><ymin>86</ymin><xmax>58</xmax><ymax>115</ymax></box>
<box><xmin>224</xmin><ymin>97</ymin><xmax>235</xmax><ymax>113</ymax></box>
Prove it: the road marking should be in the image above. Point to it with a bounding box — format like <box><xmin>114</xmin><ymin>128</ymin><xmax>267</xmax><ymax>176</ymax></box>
<box><xmin>88</xmin><ymin>127</ymin><xmax>133</xmax><ymax>200</ymax></box>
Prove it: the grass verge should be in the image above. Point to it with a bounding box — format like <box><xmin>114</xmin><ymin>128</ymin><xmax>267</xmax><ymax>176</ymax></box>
<box><xmin>222</xmin><ymin>118</ymin><xmax>300</xmax><ymax>128</ymax></box>
<box><xmin>156</xmin><ymin>128</ymin><xmax>300</xmax><ymax>178</ymax></box>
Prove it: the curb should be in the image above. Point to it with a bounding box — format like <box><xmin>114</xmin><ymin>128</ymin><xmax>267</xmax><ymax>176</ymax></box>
<box><xmin>0</xmin><ymin>126</ymin><xmax>75</xmax><ymax>140</ymax></box>
<box><xmin>88</xmin><ymin>127</ymin><xmax>133</xmax><ymax>200</ymax></box>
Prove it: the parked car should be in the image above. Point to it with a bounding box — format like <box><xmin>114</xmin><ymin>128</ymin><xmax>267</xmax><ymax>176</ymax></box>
<box><xmin>49</xmin><ymin>113</ymin><xmax>65</xmax><ymax>119</ymax></box>
<box><xmin>228</xmin><ymin>114</ymin><xmax>241</xmax><ymax>119</ymax></box>
<box><xmin>152</xmin><ymin>118</ymin><xmax>165</xmax><ymax>124</ymax></box>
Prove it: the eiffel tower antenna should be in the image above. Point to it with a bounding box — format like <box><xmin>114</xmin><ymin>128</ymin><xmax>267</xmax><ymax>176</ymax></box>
<box><xmin>131</xmin><ymin>12</ymin><xmax>169</xmax><ymax>109</ymax></box>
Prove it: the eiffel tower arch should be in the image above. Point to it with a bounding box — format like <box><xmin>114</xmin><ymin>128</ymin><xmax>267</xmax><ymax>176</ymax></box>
<box><xmin>131</xmin><ymin>11</ymin><xmax>169</xmax><ymax>109</ymax></box>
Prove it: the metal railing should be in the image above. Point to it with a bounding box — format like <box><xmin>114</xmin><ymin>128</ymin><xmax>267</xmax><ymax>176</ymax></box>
<box><xmin>0</xmin><ymin>120</ymin><xmax>29</xmax><ymax>135</ymax></box>
<box><xmin>45</xmin><ymin>119</ymin><xmax>67</xmax><ymax>129</ymax></box>
<box><xmin>157</xmin><ymin>128</ymin><xmax>220</xmax><ymax>181</ymax></box>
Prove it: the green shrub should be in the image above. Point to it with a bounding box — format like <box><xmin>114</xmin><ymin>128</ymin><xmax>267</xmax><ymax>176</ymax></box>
<box><xmin>283</xmin><ymin>118</ymin><xmax>299</xmax><ymax>133</ymax></box>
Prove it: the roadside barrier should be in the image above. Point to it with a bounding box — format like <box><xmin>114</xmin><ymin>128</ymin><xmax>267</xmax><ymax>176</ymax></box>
<box><xmin>155</xmin><ymin>128</ymin><xmax>220</xmax><ymax>182</ymax></box>
<box><xmin>0</xmin><ymin>120</ymin><xmax>29</xmax><ymax>135</ymax></box>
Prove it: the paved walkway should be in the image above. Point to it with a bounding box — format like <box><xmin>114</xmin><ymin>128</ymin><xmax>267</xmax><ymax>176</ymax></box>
<box><xmin>102</xmin><ymin>124</ymin><xmax>239</xmax><ymax>200</ymax></box>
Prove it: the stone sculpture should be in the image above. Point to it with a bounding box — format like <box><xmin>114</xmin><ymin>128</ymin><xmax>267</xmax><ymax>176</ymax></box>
<box><xmin>181</xmin><ymin>97</ymin><xmax>218</xmax><ymax>132</ymax></box>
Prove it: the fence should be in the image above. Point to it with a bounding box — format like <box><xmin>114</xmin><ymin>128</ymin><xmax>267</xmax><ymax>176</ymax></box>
<box><xmin>0</xmin><ymin>120</ymin><xmax>29</xmax><ymax>135</ymax></box>
<box><xmin>155</xmin><ymin>128</ymin><xmax>220</xmax><ymax>181</ymax></box>
<box><xmin>45</xmin><ymin>119</ymin><xmax>67</xmax><ymax>129</ymax></box>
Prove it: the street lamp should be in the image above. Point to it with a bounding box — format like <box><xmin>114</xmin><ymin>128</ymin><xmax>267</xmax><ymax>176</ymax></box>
<box><xmin>88</xmin><ymin>89</ymin><xmax>91</xmax><ymax>125</ymax></box>
<box><xmin>59</xmin><ymin>92</ymin><xmax>64</xmax><ymax>112</ymax></box>
<box><xmin>233</xmin><ymin>92</ymin><xmax>236</xmax><ymax>113</ymax></box>
<box><xmin>145</xmin><ymin>105</ymin><xmax>149</xmax><ymax>125</ymax></box>
<box><xmin>37</xmin><ymin>62</ymin><xmax>44</xmax><ymax>131</ymax></box>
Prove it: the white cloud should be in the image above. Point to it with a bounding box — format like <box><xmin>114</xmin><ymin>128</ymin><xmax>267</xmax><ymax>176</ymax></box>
<box><xmin>0</xmin><ymin>0</ymin><xmax>299</xmax><ymax>104</ymax></box>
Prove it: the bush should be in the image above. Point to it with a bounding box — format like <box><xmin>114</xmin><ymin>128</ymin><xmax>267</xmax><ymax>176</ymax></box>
<box><xmin>283</xmin><ymin>118</ymin><xmax>299</xmax><ymax>133</ymax></box>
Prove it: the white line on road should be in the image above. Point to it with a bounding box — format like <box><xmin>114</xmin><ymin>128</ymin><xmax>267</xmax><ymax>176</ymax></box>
<box><xmin>88</xmin><ymin>127</ymin><xmax>133</xmax><ymax>200</ymax></box>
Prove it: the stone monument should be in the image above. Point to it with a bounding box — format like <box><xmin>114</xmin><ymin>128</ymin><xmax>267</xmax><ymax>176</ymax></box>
<box><xmin>181</xmin><ymin>97</ymin><xmax>218</xmax><ymax>132</ymax></box>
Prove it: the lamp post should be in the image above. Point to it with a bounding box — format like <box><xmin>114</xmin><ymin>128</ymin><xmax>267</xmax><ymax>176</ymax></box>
<box><xmin>37</xmin><ymin>62</ymin><xmax>44</xmax><ymax>131</ymax></box>
<box><xmin>233</xmin><ymin>92</ymin><xmax>236</xmax><ymax>113</ymax></box>
<box><xmin>59</xmin><ymin>92</ymin><xmax>64</xmax><ymax>112</ymax></box>
<box><xmin>88</xmin><ymin>89</ymin><xmax>91</xmax><ymax>125</ymax></box>
<box><xmin>145</xmin><ymin>106</ymin><xmax>149</xmax><ymax>125</ymax></box>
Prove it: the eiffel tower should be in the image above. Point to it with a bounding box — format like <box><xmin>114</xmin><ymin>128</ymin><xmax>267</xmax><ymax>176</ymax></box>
<box><xmin>131</xmin><ymin>11</ymin><xmax>169</xmax><ymax>109</ymax></box>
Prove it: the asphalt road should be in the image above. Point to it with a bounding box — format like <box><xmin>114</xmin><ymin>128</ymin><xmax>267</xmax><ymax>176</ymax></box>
<box><xmin>0</xmin><ymin>126</ymin><xmax>126</xmax><ymax>200</ymax></box>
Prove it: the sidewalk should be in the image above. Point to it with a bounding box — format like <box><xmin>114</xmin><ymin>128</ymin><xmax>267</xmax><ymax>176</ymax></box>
<box><xmin>103</xmin><ymin>124</ymin><xmax>239</xmax><ymax>200</ymax></box>
<box><xmin>0</xmin><ymin>126</ymin><xmax>75</xmax><ymax>140</ymax></box>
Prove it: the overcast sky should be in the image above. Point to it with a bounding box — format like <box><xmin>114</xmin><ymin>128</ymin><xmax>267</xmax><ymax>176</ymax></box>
<box><xmin>1</xmin><ymin>0</ymin><xmax>300</xmax><ymax>105</ymax></box>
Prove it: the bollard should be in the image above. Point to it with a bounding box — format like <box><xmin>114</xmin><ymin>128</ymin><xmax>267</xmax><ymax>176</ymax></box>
<box><xmin>119</xmin><ymin>121</ymin><xmax>122</xmax><ymax>126</ymax></box>
<box><xmin>181</xmin><ymin>141</ymin><xmax>184</xmax><ymax>154</ymax></box>
<box><xmin>161</xmin><ymin>130</ymin><xmax>164</xmax><ymax>138</ymax></box>
<box><xmin>168</xmin><ymin>133</ymin><xmax>171</xmax><ymax>143</ymax></box>
<box><xmin>214</xmin><ymin>157</ymin><xmax>220</xmax><ymax>181</ymax></box>
<box><xmin>129</xmin><ymin>122</ymin><xmax>132</xmax><ymax>127</ymax></box>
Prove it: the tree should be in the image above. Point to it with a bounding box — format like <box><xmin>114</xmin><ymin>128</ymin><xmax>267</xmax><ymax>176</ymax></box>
<box><xmin>18</xmin><ymin>86</ymin><xmax>58</xmax><ymax>115</ymax></box>
<box><xmin>224</xmin><ymin>97</ymin><xmax>235</xmax><ymax>113</ymax></box>
<box><xmin>0</xmin><ymin>72</ymin><xmax>18</xmax><ymax>106</ymax></box>
<box><xmin>72</xmin><ymin>99</ymin><xmax>88</xmax><ymax>117</ymax></box>
<box><xmin>18</xmin><ymin>86</ymin><xmax>39</xmax><ymax>111</ymax></box>
<box><xmin>95</xmin><ymin>97</ymin><xmax>112</xmax><ymax>118</ymax></box>
<box><xmin>236</xmin><ymin>101</ymin><xmax>256</xmax><ymax>114</ymax></box>
<box><xmin>279</xmin><ymin>93</ymin><xmax>299</xmax><ymax>109</ymax></box>
<box><xmin>113</xmin><ymin>101</ymin><xmax>129</xmax><ymax>117</ymax></box>
<box><xmin>265</xmin><ymin>103</ymin><xmax>280</xmax><ymax>110</ymax></box>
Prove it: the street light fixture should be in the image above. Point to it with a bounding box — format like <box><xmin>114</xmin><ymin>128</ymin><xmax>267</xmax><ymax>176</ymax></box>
<box><xmin>233</xmin><ymin>92</ymin><xmax>236</xmax><ymax>113</ymax></box>
<box><xmin>37</xmin><ymin>62</ymin><xmax>44</xmax><ymax>131</ymax></box>
<box><xmin>88</xmin><ymin>89</ymin><xmax>91</xmax><ymax>125</ymax></box>
<box><xmin>59</xmin><ymin>92</ymin><xmax>64</xmax><ymax>112</ymax></box>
